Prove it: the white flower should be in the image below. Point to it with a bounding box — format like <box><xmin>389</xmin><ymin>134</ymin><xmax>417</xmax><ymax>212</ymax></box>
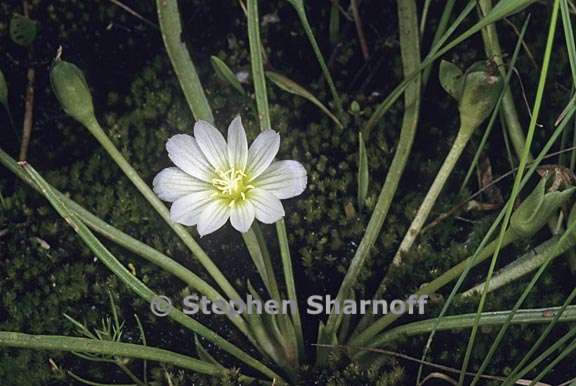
<box><xmin>153</xmin><ymin>116</ymin><xmax>307</xmax><ymax>236</ymax></box>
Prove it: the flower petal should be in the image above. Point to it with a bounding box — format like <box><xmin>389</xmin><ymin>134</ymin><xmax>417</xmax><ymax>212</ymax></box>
<box><xmin>253</xmin><ymin>160</ymin><xmax>307</xmax><ymax>199</ymax></box>
<box><xmin>249</xmin><ymin>188</ymin><xmax>285</xmax><ymax>224</ymax></box>
<box><xmin>194</xmin><ymin>120</ymin><xmax>229</xmax><ymax>172</ymax></box>
<box><xmin>197</xmin><ymin>199</ymin><xmax>230</xmax><ymax>236</ymax></box>
<box><xmin>170</xmin><ymin>190</ymin><xmax>215</xmax><ymax>226</ymax></box>
<box><xmin>227</xmin><ymin>116</ymin><xmax>248</xmax><ymax>171</ymax></box>
<box><xmin>153</xmin><ymin>167</ymin><xmax>210</xmax><ymax>202</ymax></box>
<box><xmin>230</xmin><ymin>200</ymin><xmax>255</xmax><ymax>233</ymax></box>
<box><xmin>166</xmin><ymin>134</ymin><xmax>213</xmax><ymax>182</ymax></box>
<box><xmin>247</xmin><ymin>130</ymin><xmax>280</xmax><ymax>179</ymax></box>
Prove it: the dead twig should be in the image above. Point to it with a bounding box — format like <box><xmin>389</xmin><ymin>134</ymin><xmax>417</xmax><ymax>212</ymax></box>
<box><xmin>419</xmin><ymin>372</ymin><xmax>457</xmax><ymax>386</ymax></box>
<box><xmin>503</xmin><ymin>17</ymin><xmax>538</xmax><ymax>69</ymax></box>
<box><xmin>18</xmin><ymin>0</ymin><xmax>35</xmax><ymax>162</ymax></box>
<box><xmin>351</xmin><ymin>0</ymin><xmax>369</xmax><ymax>60</ymax></box>
<box><xmin>107</xmin><ymin>0</ymin><xmax>158</xmax><ymax>29</ymax></box>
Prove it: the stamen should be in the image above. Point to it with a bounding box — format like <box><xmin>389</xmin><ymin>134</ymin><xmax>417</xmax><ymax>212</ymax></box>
<box><xmin>211</xmin><ymin>167</ymin><xmax>253</xmax><ymax>203</ymax></box>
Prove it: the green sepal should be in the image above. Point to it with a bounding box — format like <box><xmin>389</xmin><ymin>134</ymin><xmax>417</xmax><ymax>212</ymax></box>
<box><xmin>439</xmin><ymin>60</ymin><xmax>464</xmax><ymax>100</ymax></box>
<box><xmin>458</xmin><ymin>61</ymin><xmax>503</xmax><ymax>134</ymax></box>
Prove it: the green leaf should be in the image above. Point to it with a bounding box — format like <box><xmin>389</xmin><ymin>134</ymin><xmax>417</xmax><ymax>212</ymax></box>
<box><xmin>287</xmin><ymin>0</ymin><xmax>344</xmax><ymax>117</ymax></box>
<box><xmin>357</xmin><ymin>132</ymin><xmax>369</xmax><ymax>206</ymax></box>
<box><xmin>247</xmin><ymin>0</ymin><xmax>271</xmax><ymax>131</ymax></box>
<box><xmin>315</xmin><ymin>322</ymin><xmax>338</xmax><ymax>366</ymax></box>
<box><xmin>156</xmin><ymin>0</ymin><xmax>214</xmax><ymax>123</ymax></box>
<box><xmin>10</xmin><ymin>14</ymin><xmax>37</xmax><ymax>47</ymax></box>
<box><xmin>210</xmin><ymin>56</ymin><xmax>245</xmax><ymax>95</ymax></box>
<box><xmin>242</xmin><ymin>226</ymin><xmax>280</xmax><ymax>300</ymax></box>
<box><xmin>0</xmin><ymin>331</ymin><xmax>221</xmax><ymax>376</ymax></box>
<box><xmin>438</xmin><ymin>59</ymin><xmax>464</xmax><ymax>100</ymax></box>
<box><xmin>266</xmin><ymin>71</ymin><xmax>342</xmax><ymax>128</ymax></box>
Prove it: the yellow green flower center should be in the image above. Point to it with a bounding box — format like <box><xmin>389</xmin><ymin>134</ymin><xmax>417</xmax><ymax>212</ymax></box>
<box><xmin>211</xmin><ymin>167</ymin><xmax>254</xmax><ymax>206</ymax></box>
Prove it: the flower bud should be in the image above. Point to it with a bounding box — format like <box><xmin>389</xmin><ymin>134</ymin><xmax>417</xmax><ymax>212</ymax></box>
<box><xmin>439</xmin><ymin>60</ymin><xmax>503</xmax><ymax>136</ymax></box>
<box><xmin>458</xmin><ymin>61</ymin><xmax>502</xmax><ymax>135</ymax></box>
<box><xmin>509</xmin><ymin>177</ymin><xmax>575</xmax><ymax>238</ymax></box>
<box><xmin>50</xmin><ymin>60</ymin><xmax>95</xmax><ymax>126</ymax></box>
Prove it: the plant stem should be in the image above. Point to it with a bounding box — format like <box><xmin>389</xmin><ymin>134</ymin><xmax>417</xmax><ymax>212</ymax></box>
<box><xmin>109</xmin><ymin>0</ymin><xmax>158</xmax><ymax>29</ymax></box>
<box><xmin>355</xmin><ymin>127</ymin><xmax>474</xmax><ymax>331</ymax></box>
<box><xmin>156</xmin><ymin>0</ymin><xmax>214</xmax><ymax>123</ymax></box>
<box><xmin>116</xmin><ymin>361</ymin><xmax>147</xmax><ymax>386</ymax></box>
<box><xmin>242</xmin><ymin>226</ymin><xmax>280</xmax><ymax>300</ymax></box>
<box><xmin>507</xmin><ymin>320</ymin><xmax>576</xmax><ymax>384</ymax></box>
<box><xmin>247</xmin><ymin>0</ymin><xmax>271</xmax><ymax>131</ymax></box>
<box><xmin>461</xmin><ymin>235</ymin><xmax>569</xmax><ymax>297</ymax></box>
<box><xmin>289</xmin><ymin>0</ymin><xmax>344</xmax><ymax>118</ymax></box>
<box><xmin>478</xmin><ymin>0</ymin><xmax>532</xmax><ymax>161</ymax></box>
<box><xmin>505</xmin><ymin>285</ymin><xmax>576</xmax><ymax>384</ymax></box>
<box><xmin>391</xmin><ymin>129</ymin><xmax>471</xmax><ymax>267</ymax></box>
<box><xmin>421</xmin><ymin>0</ymin><xmax>456</xmax><ymax>85</ymax></box>
<box><xmin>275</xmin><ymin>219</ymin><xmax>305</xmax><ymax>361</ymax></box>
<box><xmin>325</xmin><ymin>0</ymin><xmax>421</xmax><ymax>338</ymax></box>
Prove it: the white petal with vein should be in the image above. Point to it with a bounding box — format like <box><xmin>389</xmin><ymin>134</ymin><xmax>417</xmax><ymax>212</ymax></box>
<box><xmin>249</xmin><ymin>188</ymin><xmax>285</xmax><ymax>224</ymax></box>
<box><xmin>166</xmin><ymin>134</ymin><xmax>213</xmax><ymax>182</ymax></box>
<box><xmin>253</xmin><ymin>160</ymin><xmax>307</xmax><ymax>199</ymax></box>
<box><xmin>194</xmin><ymin>120</ymin><xmax>229</xmax><ymax>172</ymax></box>
<box><xmin>197</xmin><ymin>200</ymin><xmax>230</xmax><ymax>236</ymax></box>
<box><xmin>170</xmin><ymin>190</ymin><xmax>214</xmax><ymax>226</ymax></box>
<box><xmin>227</xmin><ymin>116</ymin><xmax>248</xmax><ymax>171</ymax></box>
<box><xmin>247</xmin><ymin>130</ymin><xmax>280</xmax><ymax>179</ymax></box>
<box><xmin>153</xmin><ymin>167</ymin><xmax>210</xmax><ymax>202</ymax></box>
<box><xmin>230</xmin><ymin>200</ymin><xmax>255</xmax><ymax>233</ymax></box>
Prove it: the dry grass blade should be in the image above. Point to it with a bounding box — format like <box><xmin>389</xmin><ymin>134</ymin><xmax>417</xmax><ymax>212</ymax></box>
<box><xmin>351</xmin><ymin>0</ymin><xmax>369</xmax><ymax>60</ymax></box>
<box><xmin>108</xmin><ymin>0</ymin><xmax>158</xmax><ymax>29</ymax></box>
<box><xmin>419</xmin><ymin>372</ymin><xmax>457</xmax><ymax>386</ymax></box>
